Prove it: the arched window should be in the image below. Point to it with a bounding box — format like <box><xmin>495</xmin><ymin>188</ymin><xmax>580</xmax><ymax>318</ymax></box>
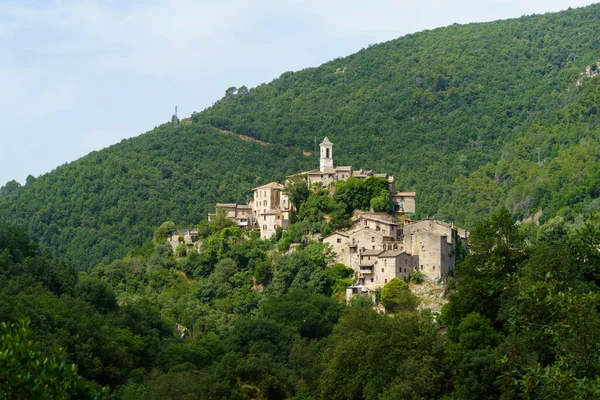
<box><xmin>326</xmin><ymin>148</ymin><xmax>330</xmax><ymax>158</ymax></box>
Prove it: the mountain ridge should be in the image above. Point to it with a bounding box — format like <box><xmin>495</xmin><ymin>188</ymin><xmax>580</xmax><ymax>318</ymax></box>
<box><xmin>2</xmin><ymin>3</ymin><xmax>600</xmax><ymax>269</ymax></box>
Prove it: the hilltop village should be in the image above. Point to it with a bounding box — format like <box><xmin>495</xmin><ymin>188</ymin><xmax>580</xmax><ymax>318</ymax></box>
<box><xmin>200</xmin><ymin>138</ymin><xmax>469</xmax><ymax>290</ymax></box>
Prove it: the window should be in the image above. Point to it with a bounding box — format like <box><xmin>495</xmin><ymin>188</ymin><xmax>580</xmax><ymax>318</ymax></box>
<box><xmin>433</xmin><ymin>266</ymin><xmax>436</xmax><ymax>270</ymax></box>
<box><xmin>404</xmin><ymin>268</ymin><xmax>407</xmax><ymax>272</ymax></box>
<box><xmin>364</xmin><ymin>220</ymin><xmax>368</xmax><ymax>226</ymax></box>
<box><xmin>337</xmin><ymin>238</ymin><xmax>341</xmax><ymax>243</ymax></box>
<box><xmin>263</xmin><ymin>200</ymin><xmax>267</xmax><ymax>206</ymax></box>
<box><xmin>371</xmin><ymin>237</ymin><xmax>375</xmax><ymax>242</ymax></box>
<box><xmin>385</xmin><ymin>279</ymin><xmax>388</xmax><ymax>284</ymax></box>
<box><xmin>381</xmin><ymin>268</ymin><xmax>384</xmax><ymax>272</ymax></box>
<box><xmin>371</xmin><ymin>278</ymin><xmax>374</xmax><ymax>283</ymax></box>
<box><xmin>263</xmin><ymin>215</ymin><xmax>266</xmax><ymax>221</ymax></box>
<box><xmin>421</xmin><ymin>245</ymin><xmax>425</xmax><ymax>251</ymax></box>
<box><xmin>326</xmin><ymin>148</ymin><xmax>330</xmax><ymax>158</ymax></box>
<box><xmin>376</xmin><ymin>225</ymin><xmax>381</xmax><ymax>231</ymax></box>
<box><xmin>263</xmin><ymin>225</ymin><xmax>267</xmax><ymax>230</ymax></box>
<box><xmin>421</xmin><ymin>265</ymin><xmax>424</xmax><ymax>270</ymax></box>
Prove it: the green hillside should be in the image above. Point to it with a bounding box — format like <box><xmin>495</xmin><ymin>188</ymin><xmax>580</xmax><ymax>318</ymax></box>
<box><xmin>3</xmin><ymin>4</ymin><xmax>600</xmax><ymax>269</ymax></box>
<box><xmin>0</xmin><ymin>124</ymin><xmax>313</xmax><ymax>269</ymax></box>
<box><xmin>196</xmin><ymin>4</ymin><xmax>600</xmax><ymax>225</ymax></box>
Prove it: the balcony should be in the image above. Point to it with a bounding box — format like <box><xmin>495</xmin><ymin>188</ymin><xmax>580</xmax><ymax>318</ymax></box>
<box><xmin>359</xmin><ymin>265</ymin><xmax>373</xmax><ymax>274</ymax></box>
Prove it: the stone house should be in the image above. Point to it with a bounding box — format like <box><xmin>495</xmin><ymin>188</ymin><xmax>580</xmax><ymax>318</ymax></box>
<box><xmin>252</xmin><ymin>182</ymin><xmax>290</xmax><ymax>239</ymax></box>
<box><xmin>207</xmin><ymin>203</ymin><xmax>253</xmax><ymax>227</ymax></box>
<box><xmin>167</xmin><ymin>228</ymin><xmax>200</xmax><ymax>253</ymax></box>
<box><xmin>323</xmin><ymin>216</ymin><xmax>468</xmax><ymax>287</ymax></box>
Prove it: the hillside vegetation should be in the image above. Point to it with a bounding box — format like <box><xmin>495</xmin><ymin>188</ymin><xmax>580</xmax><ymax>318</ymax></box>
<box><xmin>2</xmin><ymin>4</ymin><xmax>600</xmax><ymax>269</ymax></box>
<box><xmin>2</xmin><ymin>206</ymin><xmax>600</xmax><ymax>398</ymax></box>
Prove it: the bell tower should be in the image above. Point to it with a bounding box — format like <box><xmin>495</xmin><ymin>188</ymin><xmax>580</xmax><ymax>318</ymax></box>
<box><xmin>319</xmin><ymin>137</ymin><xmax>333</xmax><ymax>172</ymax></box>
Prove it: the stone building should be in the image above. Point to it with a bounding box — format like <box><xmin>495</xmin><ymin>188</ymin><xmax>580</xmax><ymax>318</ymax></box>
<box><xmin>292</xmin><ymin>137</ymin><xmax>374</xmax><ymax>188</ymax></box>
<box><xmin>167</xmin><ymin>228</ymin><xmax>200</xmax><ymax>253</ymax></box>
<box><xmin>323</xmin><ymin>215</ymin><xmax>468</xmax><ymax>286</ymax></box>
<box><xmin>209</xmin><ymin>137</ymin><xmax>417</xmax><ymax>240</ymax></box>
<box><xmin>252</xmin><ymin>182</ymin><xmax>290</xmax><ymax>239</ymax></box>
<box><xmin>207</xmin><ymin>203</ymin><xmax>253</xmax><ymax>227</ymax></box>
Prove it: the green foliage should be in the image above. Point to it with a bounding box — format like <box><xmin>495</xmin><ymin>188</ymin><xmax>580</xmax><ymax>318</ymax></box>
<box><xmin>5</xmin><ymin>6</ymin><xmax>600</xmax><ymax>271</ymax></box>
<box><xmin>0</xmin><ymin>124</ymin><xmax>314</xmax><ymax>270</ymax></box>
<box><xmin>4</xmin><ymin>5</ymin><xmax>600</xmax><ymax>399</ymax></box>
<box><xmin>408</xmin><ymin>270</ymin><xmax>425</xmax><ymax>284</ymax></box>
<box><xmin>284</xmin><ymin>174</ymin><xmax>310</xmax><ymax>222</ymax></box>
<box><xmin>153</xmin><ymin>221</ymin><xmax>176</xmax><ymax>243</ymax></box>
<box><xmin>380</xmin><ymin>278</ymin><xmax>420</xmax><ymax>313</ymax></box>
<box><xmin>0</xmin><ymin>320</ymin><xmax>106</xmax><ymax>399</ymax></box>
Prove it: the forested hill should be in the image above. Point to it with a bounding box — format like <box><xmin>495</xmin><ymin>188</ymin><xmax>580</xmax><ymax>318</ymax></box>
<box><xmin>196</xmin><ymin>4</ymin><xmax>600</xmax><ymax>224</ymax></box>
<box><xmin>3</xmin><ymin>4</ymin><xmax>600</xmax><ymax>269</ymax></box>
<box><xmin>0</xmin><ymin>124</ymin><xmax>313</xmax><ymax>270</ymax></box>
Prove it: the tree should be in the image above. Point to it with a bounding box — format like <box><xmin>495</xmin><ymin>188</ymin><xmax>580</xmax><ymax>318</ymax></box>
<box><xmin>0</xmin><ymin>320</ymin><xmax>105</xmax><ymax>399</ymax></box>
<box><xmin>441</xmin><ymin>208</ymin><xmax>526</xmax><ymax>328</ymax></box>
<box><xmin>153</xmin><ymin>221</ymin><xmax>176</xmax><ymax>243</ymax></box>
<box><xmin>284</xmin><ymin>174</ymin><xmax>310</xmax><ymax>223</ymax></box>
<box><xmin>380</xmin><ymin>278</ymin><xmax>419</xmax><ymax>313</ymax></box>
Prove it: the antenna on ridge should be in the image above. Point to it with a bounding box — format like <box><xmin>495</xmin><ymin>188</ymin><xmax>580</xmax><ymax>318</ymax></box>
<box><xmin>172</xmin><ymin>105</ymin><xmax>179</xmax><ymax>126</ymax></box>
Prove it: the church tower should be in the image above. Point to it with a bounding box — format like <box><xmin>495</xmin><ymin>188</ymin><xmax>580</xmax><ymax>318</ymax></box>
<box><xmin>319</xmin><ymin>137</ymin><xmax>333</xmax><ymax>172</ymax></box>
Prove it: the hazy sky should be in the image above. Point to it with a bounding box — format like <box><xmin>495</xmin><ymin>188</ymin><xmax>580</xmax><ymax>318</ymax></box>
<box><xmin>0</xmin><ymin>0</ymin><xmax>597</xmax><ymax>186</ymax></box>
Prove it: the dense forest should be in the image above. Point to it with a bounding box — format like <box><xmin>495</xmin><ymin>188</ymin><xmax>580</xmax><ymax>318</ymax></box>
<box><xmin>2</xmin><ymin>5</ymin><xmax>600</xmax><ymax>269</ymax></box>
<box><xmin>3</xmin><ymin>4</ymin><xmax>600</xmax><ymax>397</ymax></box>
<box><xmin>2</xmin><ymin>205</ymin><xmax>600</xmax><ymax>399</ymax></box>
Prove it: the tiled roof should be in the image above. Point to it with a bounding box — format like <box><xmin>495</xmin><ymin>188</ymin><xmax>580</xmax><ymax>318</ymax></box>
<box><xmin>361</xmin><ymin>249</ymin><xmax>384</xmax><ymax>256</ymax></box>
<box><xmin>394</xmin><ymin>192</ymin><xmax>417</xmax><ymax>197</ymax></box>
<box><xmin>379</xmin><ymin>250</ymin><xmax>404</xmax><ymax>258</ymax></box>
<box><xmin>253</xmin><ymin>182</ymin><xmax>285</xmax><ymax>190</ymax></box>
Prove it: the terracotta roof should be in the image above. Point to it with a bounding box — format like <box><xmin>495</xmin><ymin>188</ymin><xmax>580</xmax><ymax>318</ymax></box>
<box><xmin>358</xmin><ymin>212</ymin><xmax>398</xmax><ymax>224</ymax></box>
<box><xmin>374</xmin><ymin>173</ymin><xmax>387</xmax><ymax>178</ymax></box>
<box><xmin>321</xmin><ymin>167</ymin><xmax>338</xmax><ymax>174</ymax></box>
<box><xmin>379</xmin><ymin>250</ymin><xmax>405</xmax><ymax>258</ymax></box>
<box><xmin>287</xmin><ymin>170</ymin><xmax>318</xmax><ymax>177</ymax></box>
<box><xmin>361</xmin><ymin>249</ymin><xmax>384</xmax><ymax>256</ymax></box>
<box><xmin>394</xmin><ymin>192</ymin><xmax>417</xmax><ymax>197</ymax></box>
<box><xmin>322</xmin><ymin>231</ymin><xmax>349</xmax><ymax>239</ymax></box>
<box><xmin>359</xmin><ymin>260</ymin><xmax>376</xmax><ymax>267</ymax></box>
<box><xmin>344</xmin><ymin>226</ymin><xmax>387</xmax><ymax>237</ymax></box>
<box><xmin>336</xmin><ymin>166</ymin><xmax>352</xmax><ymax>171</ymax></box>
<box><xmin>253</xmin><ymin>182</ymin><xmax>285</xmax><ymax>190</ymax></box>
<box><xmin>216</xmin><ymin>203</ymin><xmax>237</xmax><ymax>208</ymax></box>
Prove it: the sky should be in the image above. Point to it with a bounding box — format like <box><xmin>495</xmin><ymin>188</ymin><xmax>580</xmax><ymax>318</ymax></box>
<box><xmin>0</xmin><ymin>0</ymin><xmax>597</xmax><ymax>186</ymax></box>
